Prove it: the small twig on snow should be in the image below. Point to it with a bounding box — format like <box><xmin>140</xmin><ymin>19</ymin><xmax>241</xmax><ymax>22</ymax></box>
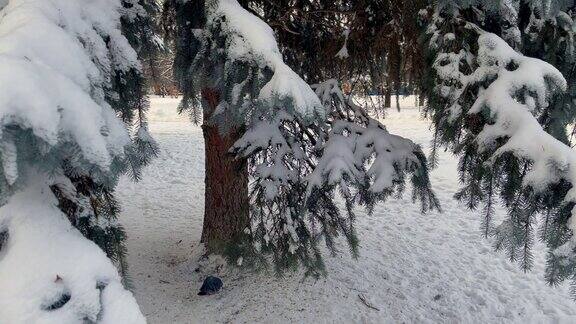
<box><xmin>358</xmin><ymin>293</ymin><xmax>380</xmax><ymax>311</ymax></box>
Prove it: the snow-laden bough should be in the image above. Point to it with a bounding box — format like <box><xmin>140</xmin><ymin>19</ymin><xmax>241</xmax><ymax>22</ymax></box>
<box><xmin>0</xmin><ymin>0</ymin><xmax>147</xmax><ymax>321</ymax></box>
<box><xmin>426</xmin><ymin>9</ymin><xmax>576</xmax><ymax>289</ymax></box>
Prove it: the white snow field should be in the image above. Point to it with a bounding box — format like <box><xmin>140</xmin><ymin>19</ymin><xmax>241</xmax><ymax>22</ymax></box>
<box><xmin>117</xmin><ymin>96</ymin><xmax>576</xmax><ymax>323</ymax></box>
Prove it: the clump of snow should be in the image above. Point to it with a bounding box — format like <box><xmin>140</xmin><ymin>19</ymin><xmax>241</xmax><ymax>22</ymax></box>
<box><xmin>120</xmin><ymin>0</ymin><xmax>147</xmax><ymax>21</ymax></box>
<box><xmin>308</xmin><ymin>81</ymin><xmax>424</xmax><ymax>195</ymax></box>
<box><xmin>335</xmin><ymin>29</ymin><xmax>350</xmax><ymax>59</ymax></box>
<box><xmin>443</xmin><ymin>33</ymin><xmax>455</xmax><ymax>41</ymax></box>
<box><xmin>468</xmin><ymin>34</ymin><xmax>575</xmax><ymax>204</ymax></box>
<box><xmin>0</xmin><ymin>0</ymin><xmax>139</xmax><ymax>184</ymax></box>
<box><xmin>0</xmin><ymin>173</ymin><xmax>145</xmax><ymax>324</ymax></box>
<box><xmin>209</xmin><ymin>0</ymin><xmax>324</xmax><ymax>120</ymax></box>
<box><xmin>433</xmin><ymin>48</ymin><xmax>474</xmax><ymax>121</ymax></box>
<box><xmin>232</xmin><ymin>111</ymin><xmax>298</xmax><ymax>201</ymax></box>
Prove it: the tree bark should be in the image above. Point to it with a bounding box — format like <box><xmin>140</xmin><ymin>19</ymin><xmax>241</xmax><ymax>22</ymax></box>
<box><xmin>384</xmin><ymin>86</ymin><xmax>392</xmax><ymax>108</ymax></box>
<box><xmin>147</xmin><ymin>57</ymin><xmax>161</xmax><ymax>96</ymax></box>
<box><xmin>418</xmin><ymin>93</ymin><xmax>426</xmax><ymax>107</ymax></box>
<box><xmin>200</xmin><ymin>88</ymin><xmax>250</xmax><ymax>251</ymax></box>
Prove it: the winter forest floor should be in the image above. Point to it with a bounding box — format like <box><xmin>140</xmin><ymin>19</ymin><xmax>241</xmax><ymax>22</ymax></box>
<box><xmin>117</xmin><ymin>96</ymin><xmax>576</xmax><ymax>323</ymax></box>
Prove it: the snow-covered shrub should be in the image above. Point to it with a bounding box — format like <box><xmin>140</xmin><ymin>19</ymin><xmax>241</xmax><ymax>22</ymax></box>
<box><xmin>0</xmin><ymin>0</ymin><xmax>149</xmax><ymax>321</ymax></box>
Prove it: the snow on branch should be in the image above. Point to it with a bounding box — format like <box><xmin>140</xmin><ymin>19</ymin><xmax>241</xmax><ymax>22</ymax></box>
<box><xmin>0</xmin><ymin>175</ymin><xmax>145</xmax><ymax>323</ymax></box>
<box><xmin>207</xmin><ymin>0</ymin><xmax>324</xmax><ymax>121</ymax></box>
<box><xmin>0</xmin><ymin>0</ymin><xmax>139</xmax><ymax>187</ymax></box>
<box><xmin>426</xmin><ymin>16</ymin><xmax>576</xmax><ymax>281</ymax></box>
<box><xmin>231</xmin><ymin>79</ymin><xmax>438</xmax><ymax>275</ymax></box>
<box><xmin>469</xmin><ymin>34</ymin><xmax>569</xmax><ymax>192</ymax></box>
<box><xmin>232</xmin><ymin>80</ymin><xmax>438</xmax><ymax>206</ymax></box>
<box><xmin>309</xmin><ymin>80</ymin><xmax>439</xmax><ymax>212</ymax></box>
<box><xmin>310</xmin><ymin>119</ymin><xmax>422</xmax><ymax>193</ymax></box>
<box><xmin>0</xmin><ymin>1</ymin><xmax>145</xmax><ymax>321</ymax></box>
<box><xmin>435</xmin><ymin>32</ymin><xmax>576</xmax><ymax>216</ymax></box>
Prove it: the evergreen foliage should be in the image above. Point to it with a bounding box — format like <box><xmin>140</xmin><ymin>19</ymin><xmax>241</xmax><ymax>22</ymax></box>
<box><xmin>0</xmin><ymin>0</ymin><xmax>149</xmax><ymax>321</ymax></box>
<box><xmin>240</xmin><ymin>0</ymin><xmax>427</xmax><ymax>93</ymax></box>
<box><xmin>162</xmin><ymin>0</ymin><xmax>429</xmax><ymax>113</ymax></box>
<box><xmin>421</xmin><ymin>0</ymin><xmax>576</xmax><ymax>296</ymax></box>
<box><xmin>47</xmin><ymin>0</ymin><xmax>160</xmax><ymax>286</ymax></box>
<box><xmin>252</xmin><ymin>0</ymin><xmax>427</xmax><ymax>111</ymax></box>
<box><xmin>166</xmin><ymin>0</ymin><xmax>438</xmax><ymax>276</ymax></box>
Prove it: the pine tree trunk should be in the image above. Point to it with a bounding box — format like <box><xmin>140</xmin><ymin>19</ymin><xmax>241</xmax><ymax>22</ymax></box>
<box><xmin>200</xmin><ymin>88</ymin><xmax>250</xmax><ymax>251</ymax></box>
<box><xmin>418</xmin><ymin>93</ymin><xmax>426</xmax><ymax>107</ymax></box>
<box><xmin>384</xmin><ymin>87</ymin><xmax>392</xmax><ymax>108</ymax></box>
<box><xmin>147</xmin><ymin>57</ymin><xmax>161</xmax><ymax>96</ymax></box>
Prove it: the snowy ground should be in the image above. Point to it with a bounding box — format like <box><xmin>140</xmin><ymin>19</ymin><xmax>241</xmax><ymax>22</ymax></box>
<box><xmin>117</xmin><ymin>96</ymin><xmax>576</xmax><ymax>323</ymax></box>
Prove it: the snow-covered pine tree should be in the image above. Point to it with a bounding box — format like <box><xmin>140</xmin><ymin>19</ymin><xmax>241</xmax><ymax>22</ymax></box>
<box><xmin>422</xmin><ymin>0</ymin><xmax>576</xmax><ymax>296</ymax></box>
<box><xmin>0</xmin><ymin>0</ymin><xmax>151</xmax><ymax>321</ymax></box>
<box><xmin>166</xmin><ymin>0</ymin><xmax>438</xmax><ymax>276</ymax></box>
<box><xmin>48</xmin><ymin>0</ymin><xmax>160</xmax><ymax>287</ymax></box>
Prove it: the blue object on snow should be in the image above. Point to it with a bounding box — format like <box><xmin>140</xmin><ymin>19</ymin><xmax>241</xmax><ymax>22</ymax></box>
<box><xmin>198</xmin><ymin>276</ymin><xmax>223</xmax><ymax>295</ymax></box>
